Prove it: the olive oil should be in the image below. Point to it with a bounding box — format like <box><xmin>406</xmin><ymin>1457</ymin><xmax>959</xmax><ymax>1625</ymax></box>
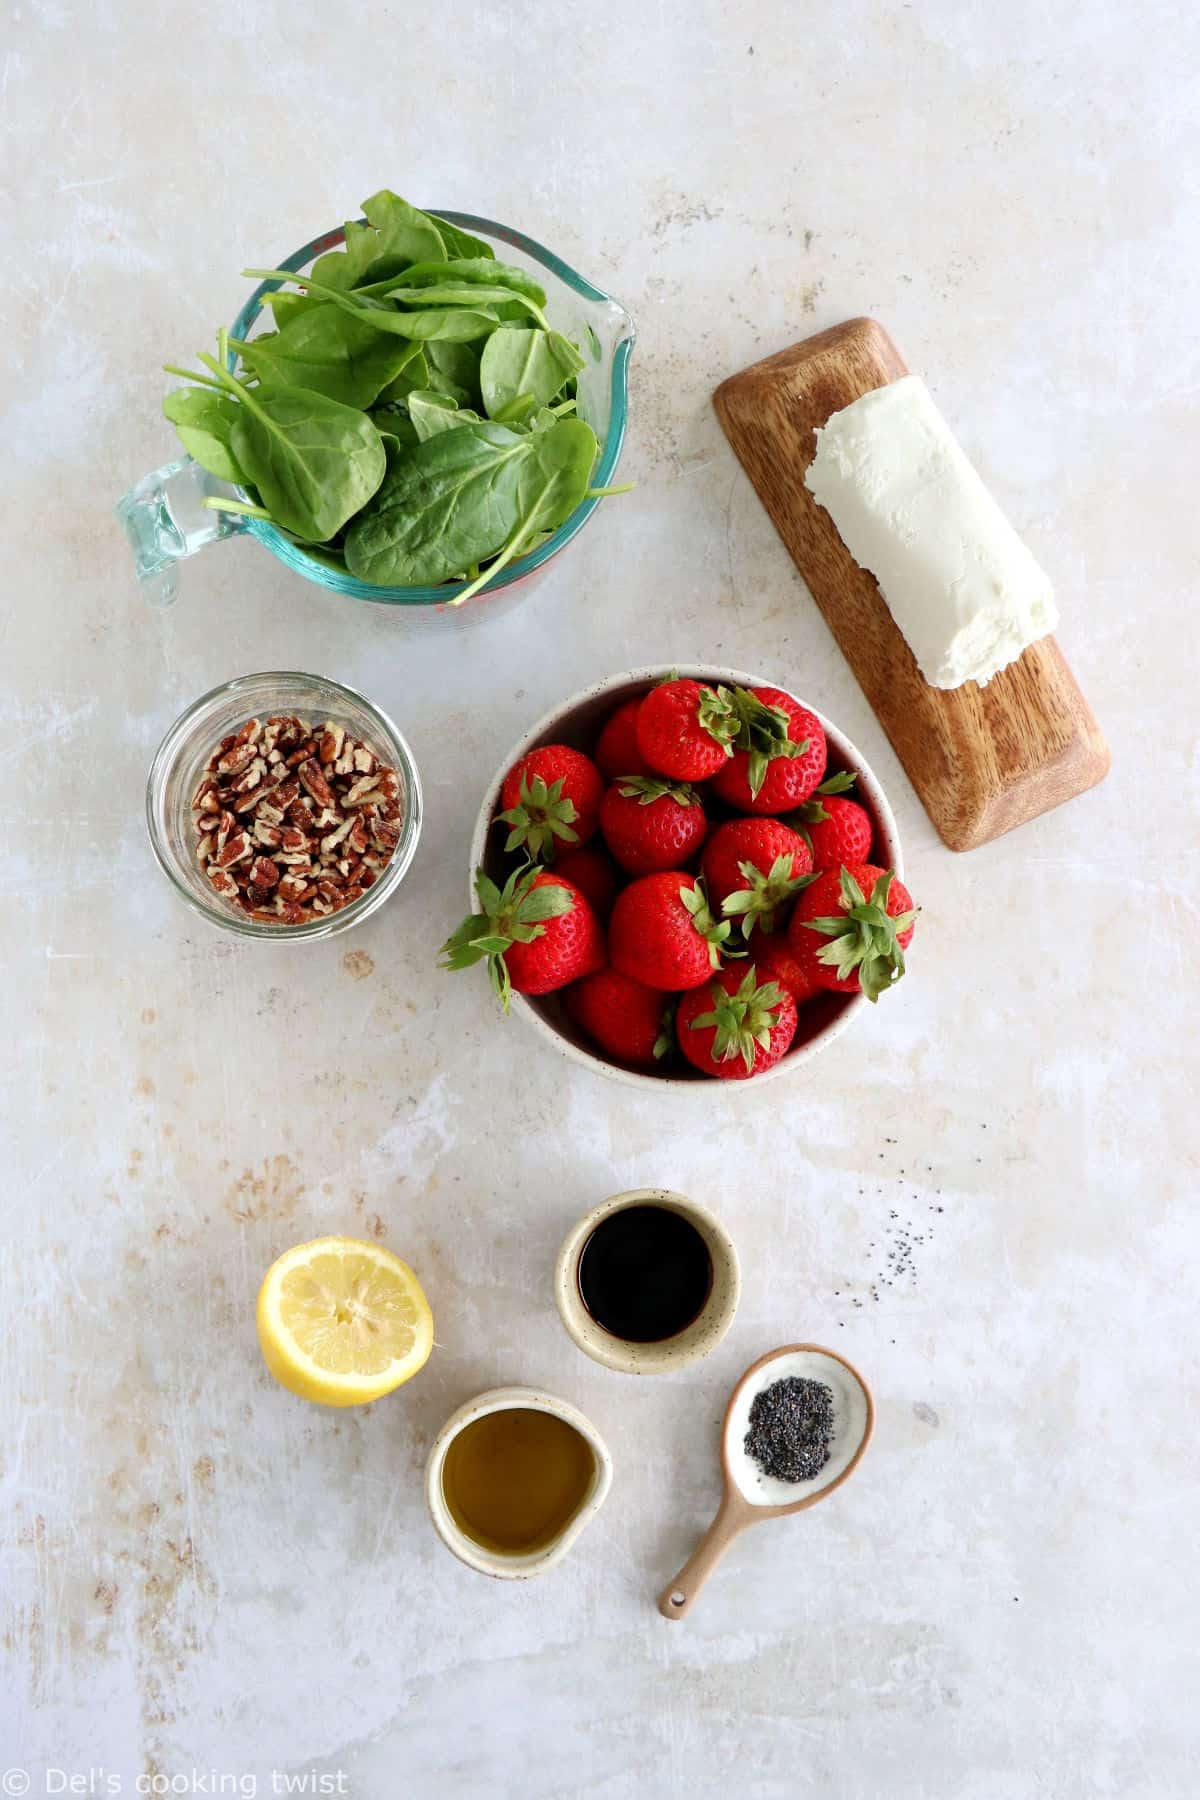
<box><xmin>441</xmin><ymin>1407</ymin><xmax>596</xmax><ymax>1555</ymax></box>
<box><xmin>577</xmin><ymin>1204</ymin><xmax>712</xmax><ymax>1343</ymax></box>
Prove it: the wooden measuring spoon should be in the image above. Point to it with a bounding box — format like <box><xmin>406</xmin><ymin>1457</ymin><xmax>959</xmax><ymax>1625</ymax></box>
<box><xmin>657</xmin><ymin>1343</ymin><xmax>874</xmax><ymax>1620</ymax></box>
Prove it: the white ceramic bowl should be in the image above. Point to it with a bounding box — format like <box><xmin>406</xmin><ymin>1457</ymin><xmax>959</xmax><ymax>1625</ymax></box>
<box><xmin>424</xmin><ymin>1386</ymin><xmax>612</xmax><ymax>1580</ymax></box>
<box><xmin>554</xmin><ymin>1188</ymin><xmax>741</xmax><ymax>1375</ymax></box>
<box><xmin>468</xmin><ymin>665</ymin><xmax>903</xmax><ymax>1090</ymax></box>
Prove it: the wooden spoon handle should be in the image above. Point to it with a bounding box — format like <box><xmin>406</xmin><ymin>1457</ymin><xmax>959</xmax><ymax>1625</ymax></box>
<box><xmin>657</xmin><ymin>1496</ymin><xmax>748</xmax><ymax>1620</ymax></box>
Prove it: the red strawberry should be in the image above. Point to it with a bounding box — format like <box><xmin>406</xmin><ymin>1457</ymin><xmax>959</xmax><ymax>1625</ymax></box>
<box><xmin>594</xmin><ymin>698</ymin><xmax>650</xmax><ymax>781</ymax></box>
<box><xmin>701</xmin><ymin>818</ymin><xmax>814</xmax><ymax>938</ymax></box>
<box><xmin>787</xmin><ymin>862</ymin><xmax>916</xmax><ymax>1002</ymax></box>
<box><xmin>750</xmin><ymin>931</ymin><xmax>823</xmax><ymax>1008</ymax></box>
<box><xmin>441</xmin><ymin>867</ymin><xmax>604</xmax><ymax>1007</ymax></box>
<box><xmin>710</xmin><ymin>686</ymin><xmax>827</xmax><ymax>812</ymax></box>
<box><xmin>566</xmin><ymin>968</ymin><xmax>674</xmax><ymax>1067</ymax></box>
<box><xmin>599</xmin><ymin>777</ymin><xmax>707</xmax><ymax>875</ymax></box>
<box><xmin>609</xmin><ymin>872</ymin><xmax>734</xmax><ymax>991</ymax></box>
<box><xmin>805</xmin><ymin>796</ymin><xmax>873</xmax><ymax>870</ymax></box>
<box><xmin>498</xmin><ymin>745</ymin><xmax>603</xmax><ymax>860</ymax></box>
<box><xmin>784</xmin><ymin>770</ymin><xmax>873</xmax><ymax>869</ymax></box>
<box><xmin>634</xmin><ymin>678</ymin><xmax>740</xmax><ymax>781</ymax></box>
<box><xmin>676</xmin><ymin>965</ymin><xmax>798</xmax><ymax>1079</ymax></box>
<box><xmin>553</xmin><ymin>845</ymin><xmax>620</xmax><ymax>920</ymax></box>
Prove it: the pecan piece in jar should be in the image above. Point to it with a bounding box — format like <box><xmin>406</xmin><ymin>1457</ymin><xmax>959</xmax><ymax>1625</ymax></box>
<box><xmin>190</xmin><ymin>715</ymin><xmax>404</xmax><ymax>925</ymax></box>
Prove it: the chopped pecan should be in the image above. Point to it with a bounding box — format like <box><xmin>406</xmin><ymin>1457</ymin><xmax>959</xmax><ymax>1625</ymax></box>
<box><xmin>321</xmin><ymin>817</ymin><xmax>354</xmax><ymax>856</ymax></box>
<box><xmin>215</xmin><ymin>830</ymin><xmax>252</xmax><ymax>868</ymax></box>
<box><xmin>249</xmin><ymin>856</ymin><xmax>279</xmax><ymax>889</ymax></box>
<box><xmin>298</xmin><ymin>758</ymin><xmax>336</xmax><ymax>808</ymax></box>
<box><xmin>215</xmin><ymin>741</ymin><xmax>256</xmax><ymax>778</ymax></box>
<box><xmin>192</xmin><ymin>711</ymin><xmax>403</xmax><ymax>925</ymax></box>
<box><xmin>319</xmin><ymin>722</ymin><xmax>346</xmax><ymax>764</ymax></box>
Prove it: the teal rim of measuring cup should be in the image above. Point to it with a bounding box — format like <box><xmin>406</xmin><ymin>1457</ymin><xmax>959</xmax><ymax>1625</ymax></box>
<box><xmin>229</xmin><ymin>211</ymin><xmax>634</xmax><ymax>609</ymax></box>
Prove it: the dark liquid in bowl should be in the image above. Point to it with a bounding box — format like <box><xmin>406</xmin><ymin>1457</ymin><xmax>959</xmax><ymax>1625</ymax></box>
<box><xmin>577</xmin><ymin>1204</ymin><xmax>713</xmax><ymax>1343</ymax></box>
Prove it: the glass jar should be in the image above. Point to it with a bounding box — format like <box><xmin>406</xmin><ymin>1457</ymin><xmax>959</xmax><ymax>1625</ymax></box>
<box><xmin>147</xmin><ymin>672</ymin><xmax>422</xmax><ymax>940</ymax></box>
<box><xmin>116</xmin><ymin>212</ymin><xmax>635</xmax><ymax>621</ymax></box>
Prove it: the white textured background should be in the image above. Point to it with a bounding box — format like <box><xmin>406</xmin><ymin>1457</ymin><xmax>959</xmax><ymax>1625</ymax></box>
<box><xmin>3</xmin><ymin>2</ymin><xmax>1198</xmax><ymax>1795</ymax></box>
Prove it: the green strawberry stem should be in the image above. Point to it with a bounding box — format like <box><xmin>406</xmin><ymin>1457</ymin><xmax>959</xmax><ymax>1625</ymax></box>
<box><xmin>728</xmin><ymin>687</ymin><xmax>807</xmax><ymax>798</ymax></box>
<box><xmin>439</xmin><ymin>865</ymin><xmax>573</xmax><ymax>1011</ymax></box>
<box><xmin>497</xmin><ymin>774</ymin><xmax>579</xmax><ymax>862</ymax></box>
<box><xmin>786</xmin><ymin>769</ymin><xmax>859</xmax><ymax>830</ymax></box>
<box><xmin>690</xmin><ymin>971</ymin><xmax>785</xmax><ymax>1073</ymax></box>
<box><xmin>721</xmin><ymin>854</ymin><xmax>817</xmax><ymax>938</ymax></box>
<box><xmin>615</xmin><ymin>776</ymin><xmax>700</xmax><ymax>806</ymax></box>
<box><xmin>681</xmin><ymin>877</ymin><xmax>738</xmax><ymax>967</ymax></box>
<box><xmin>799</xmin><ymin>868</ymin><xmax>916</xmax><ymax>1003</ymax></box>
<box><xmin>695</xmin><ymin>684</ymin><xmax>740</xmax><ymax>752</ymax></box>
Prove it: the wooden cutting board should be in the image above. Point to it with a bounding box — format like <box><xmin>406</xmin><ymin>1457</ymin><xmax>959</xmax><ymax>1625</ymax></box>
<box><xmin>713</xmin><ymin>318</ymin><xmax>1109</xmax><ymax>851</ymax></box>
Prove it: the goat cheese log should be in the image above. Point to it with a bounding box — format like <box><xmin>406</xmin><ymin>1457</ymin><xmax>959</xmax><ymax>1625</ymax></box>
<box><xmin>804</xmin><ymin>376</ymin><xmax>1058</xmax><ymax>689</ymax></box>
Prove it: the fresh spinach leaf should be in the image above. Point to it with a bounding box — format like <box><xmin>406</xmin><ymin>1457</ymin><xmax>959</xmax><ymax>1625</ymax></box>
<box><xmin>242</xmin><ymin>270</ymin><xmax>501</xmax><ymax>343</ymax></box>
<box><xmin>427</xmin><ymin>214</ymin><xmax>495</xmax><ymax>261</ymax></box>
<box><xmin>311</xmin><ymin>189</ymin><xmax>446</xmax><ymax>290</ymax></box>
<box><xmin>407</xmin><ymin>391</ymin><xmax>484</xmax><ymax>440</ymax></box>
<box><xmin>425</xmin><ymin>339</ymin><xmax>481</xmax><ymax>407</ymax></box>
<box><xmin>193</xmin><ymin>351</ymin><xmax>386</xmax><ymax>541</ymax></box>
<box><xmin>343</xmin><ymin>421</ymin><xmax>533</xmax><ymax>585</ymax></box>
<box><xmin>511</xmin><ymin>417</ymin><xmax>598</xmax><ymax>540</ymax></box>
<box><xmin>450</xmin><ymin>417</ymin><xmax>598</xmax><ymax>604</ymax></box>
<box><xmin>162</xmin><ymin>387</ymin><xmax>250</xmax><ymax>486</ymax></box>
<box><xmin>489</xmin><ymin>392</ymin><xmax>538</xmax><ymax>426</ymax></box>
<box><xmin>262</xmin><ymin>291</ymin><xmax>313</xmax><ymax>326</ymax></box>
<box><xmin>386</xmin><ymin>258</ymin><xmax>547</xmax><ymax>308</ymax></box>
<box><xmin>390</xmin><ymin>283</ymin><xmax>549</xmax><ymax>328</ymax></box>
<box><xmin>370</xmin><ymin>412</ymin><xmax>420</xmax><ymax>449</ymax></box>
<box><xmin>230</xmin><ymin>307</ymin><xmax>423</xmax><ymax>409</ymax></box>
<box><xmin>479</xmin><ymin>327</ymin><xmax>585</xmax><ymax>418</ymax></box>
<box><xmin>376</xmin><ymin>347</ymin><xmax>430</xmax><ymax>404</ymax></box>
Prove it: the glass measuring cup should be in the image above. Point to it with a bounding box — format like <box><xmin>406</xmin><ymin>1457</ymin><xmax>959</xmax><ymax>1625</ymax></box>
<box><xmin>116</xmin><ymin>212</ymin><xmax>635</xmax><ymax>620</ymax></box>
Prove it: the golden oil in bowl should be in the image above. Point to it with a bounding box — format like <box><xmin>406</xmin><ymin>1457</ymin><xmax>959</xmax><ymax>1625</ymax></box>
<box><xmin>440</xmin><ymin>1407</ymin><xmax>595</xmax><ymax>1556</ymax></box>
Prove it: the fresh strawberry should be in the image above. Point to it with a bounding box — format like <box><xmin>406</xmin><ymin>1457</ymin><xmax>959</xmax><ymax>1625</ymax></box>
<box><xmin>594</xmin><ymin>698</ymin><xmax>651</xmax><ymax>781</ymax></box>
<box><xmin>498</xmin><ymin>745</ymin><xmax>603</xmax><ymax>860</ymax></box>
<box><xmin>805</xmin><ymin>796</ymin><xmax>873</xmax><ymax>870</ymax></box>
<box><xmin>440</xmin><ymin>867</ymin><xmax>604</xmax><ymax>1008</ymax></box>
<box><xmin>566</xmin><ymin>968</ymin><xmax>674</xmax><ymax>1067</ymax></box>
<box><xmin>701</xmin><ymin>818</ymin><xmax>814</xmax><ymax>938</ymax></box>
<box><xmin>553</xmin><ymin>845</ymin><xmax>620</xmax><ymax>920</ymax></box>
<box><xmin>750</xmin><ymin>931</ymin><xmax>823</xmax><ymax>1008</ymax></box>
<box><xmin>784</xmin><ymin>771</ymin><xmax>873</xmax><ymax>869</ymax></box>
<box><xmin>599</xmin><ymin>777</ymin><xmax>707</xmax><ymax>875</ymax></box>
<box><xmin>634</xmin><ymin>678</ymin><xmax>740</xmax><ymax>781</ymax></box>
<box><xmin>609</xmin><ymin>872</ymin><xmax>734</xmax><ymax>991</ymax></box>
<box><xmin>676</xmin><ymin>965</ymin><xmax>798</xmax><ymax>1079</ymax></box>
<box><xmin>710</xmin><ymin>686</ymin><xmax>827</xmax><ymax>812</ymax></box>
<box><xmin>787</xmin><ymin>862</ymin><xmax>916</xmax><ymax>1002</ymax></box>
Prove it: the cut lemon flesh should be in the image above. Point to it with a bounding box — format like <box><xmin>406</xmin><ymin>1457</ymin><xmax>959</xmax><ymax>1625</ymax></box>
<box><xmin>256</xmin><ymin>1237</ymin><xmax>433</xmax><ymax>1407</ymax></box>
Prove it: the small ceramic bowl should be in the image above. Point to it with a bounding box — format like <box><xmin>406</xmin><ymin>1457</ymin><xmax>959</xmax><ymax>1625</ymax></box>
<box><xmin>424</xmin><ymin>1386</ymin><xmax>612</xmax><ymax>1580</ymax></box>
<box><xmin>554</xmin><ymin>1188</ymin><xmax>741</xmax><ymax>1375</ymax></box>
<box><xmin>468</xmin><ymin>665</ymin><xmax>903</xmax><ymax>1088</ymax></box>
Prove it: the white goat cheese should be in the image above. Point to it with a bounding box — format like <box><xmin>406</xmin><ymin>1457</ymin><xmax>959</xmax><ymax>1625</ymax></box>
<box><xmin>803</xmin><ymin>376</ymin><xmax>1058</xmax><ymax>689</ymax></box>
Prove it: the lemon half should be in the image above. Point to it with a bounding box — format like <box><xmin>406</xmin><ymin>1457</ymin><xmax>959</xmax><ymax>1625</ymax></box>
<box><xmin>256</xmin><ymin>1237</ymin><xmax>434</xmax><ymax>1407</ymax></box>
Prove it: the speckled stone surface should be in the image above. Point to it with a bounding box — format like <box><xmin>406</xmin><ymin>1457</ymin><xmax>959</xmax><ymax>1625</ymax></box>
<box><xmin>3</xmin><ymin>2</ymin><xmax>1198</xmax><ymax>1795</ymax></box>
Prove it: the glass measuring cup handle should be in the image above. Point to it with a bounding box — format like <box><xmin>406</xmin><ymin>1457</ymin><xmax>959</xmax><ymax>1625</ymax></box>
<box><xmin>114</xmin><ymin>456</ymin><xmax>248</xmax><ymax>608</ymax></box>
